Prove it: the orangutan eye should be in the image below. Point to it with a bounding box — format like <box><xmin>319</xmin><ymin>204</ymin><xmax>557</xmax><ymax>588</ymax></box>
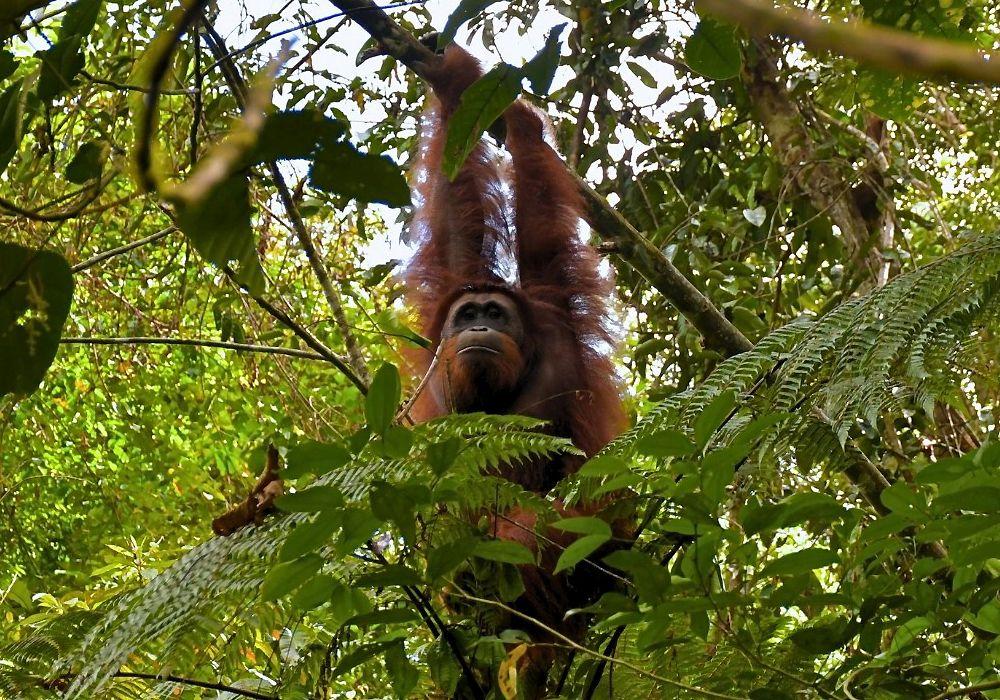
<box><xmin>486</xmin><ymin>305</ymin><xmax>502</xmax><ymax>320</ymax></box>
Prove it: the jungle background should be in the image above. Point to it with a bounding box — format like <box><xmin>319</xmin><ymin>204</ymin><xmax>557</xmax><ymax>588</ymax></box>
<box><xmin>1</xmin><ymin>0</ymin><xmax>999</xmax><ymax>698</ymax></box>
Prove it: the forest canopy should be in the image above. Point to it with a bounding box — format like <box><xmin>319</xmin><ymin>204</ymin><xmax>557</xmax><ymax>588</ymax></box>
<box><xmin>1</xmin><ymin>0</ymin><xmax>999</xmax><ymax>698</ymax></box>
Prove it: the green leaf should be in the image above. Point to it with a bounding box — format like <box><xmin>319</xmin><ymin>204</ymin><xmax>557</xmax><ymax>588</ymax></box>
<box><xmin>579</xmin><ymin>455</ymin><xmax>629</xmax><ymax>477</ymax></box>
<box><xmin>442</xmin><ymin>63</ymin><xmax>522</xmax><ymax>180</ymax></box>
<box><xmin>276</xmin><ymin>485</ymin><xmax>344</xmax><ymax>513</ymax></box>
<box><xmin>627</xmin><ymin>60</ymin><xmax>658</xmax><ymax>89</ymax></box>
<box><xmin>65</xmin><ymin>140</ymin><xmax>107</xmax><ymax>183</ymax></box>
<box><xmin>880</xmin><ymin>481</ymin><xmax>925</xmax><ymax>513</ymax></box>
<box><xmin>438</xmin><ymin>0</ymin><xmax>500</xmax><ymax>49</ymax></box>
<box><xmin>0</xmin><ymin>243</ymin><xmax>74</xmax><ymax>397</ymax></box>
<box><xmin>551</xmin><ymin>517</ymin><xmax>612</xmax><ymax>538</ymax></box>
<box><xmin>60</xmin><ymin>0</ymin><xmax>101</xmax><ymax>40</ymax></box>
<box><xmin>685</xmin><ymin>18</ymin><xmax>742</xmax><ymax>81</ymax></box>
<box><xmin>966</xmin><ymin>599</ymin><xmax>1000</xmax><ymax>635</ymax></box>
<box><xmin>602</xmin><ymin>549</ymin><xmax>670</xmax><ymax>605</ymax></box>
<box><xmin>0</xmin><ymin>79</ymin><xmax>26</xmax><ymax>175</ymax></box>
<box><xmin>380</xmin><ymin>424</ymin><xmax>414</xmax><ymax>459</ymax></box>
<box><xmin>290</xmin><ymin>573</ymin><xmax>338</xmax><ymax>612</ymax></box>
<box><xmin>427</xmin><ymin>436</ymin><xmax>462</xmax><ymax>476</ymax></box>
<box><xmin>522</xmin><ymin>23</ymin><xmax>566</xmax><ymax>95</ymax></box>
<box><xmin>261</xmin><ymin>554</ymin><xmax>324</xmax><ymax>601</ymax></box>
<box><xmin>742</xmin><ymin>492</ymin><xmax>844</xmax><ymax>535</ymax></box>
<box><xmin>554</xmin><ymin>533</ymin><xmax>609</xmax><ymax>574</ymax></box>
<box><xmin>427</xmin><ymin>536</ymin><xmax>477</xmax><ymax>581</ymax></box>
<box><xmin>37</xmin><ymin>37</ymin><xmax>85</xmax><ymax>101</ymax></box>
<box><xmin>934</xmin><ymin>487</ymin><xmax>1000</xmax><ymax>514</ymax></box>
<box><xmin>387</xmin><ymin>640</ymin><xmax>420</xmax><ymax>699</ymax></box>
<box><xmin>700</xmin><ymin>445</ymin><xmax>743</xmax><ymax>505</ymax></box>
<box><xmin>693</xmin><ymin>390</ymin><xmax>736</xmax><ymax>450</ymax></box>
<box><xmin>789</xmin><ymin>618</ymin><xmax>857</xmax><ymax>654</ymax></box>
<box><xmin>887</xmin><ymin>616</ymin><xmax>929</xmax><ymax>654</ymax></box>
<box><xmin>335</xmin><ymin>508</ymin><xmax>381</xmax><ymax>555</ymax></box>
<box><xmin>345</xmin><ymin>607</ymin><xmax>420</xmax><ymax>629</ymax></box>
<box><xmin>310</xmin><ymin>141</ymin><xmax>410</xmax><ymax>207</ymax></box>
<box><xmin>427</xmin><ymin>638</ymin><xmax>461</xmax><ymax>696</ymax></box>
<box><xmin>636</xmin><ymin>429</ymin><xmax>696</xmax><ymax>457</ymax></box>
<box><xmin>474</xmin><ymin>539</ymin><xmax>535</xmax><ymax>565</ymax></box>
<box><xmin>760</xmin><ymin>548</ymin><xmax>839</xmax><ymax>578</ymax></box>
<box><xmin>284</xmin><ymin>440</ymin><xmax>350</xmax><ymax>480</ymax></box>
<box><xmin>365</xmin><ymin>363</ymin><xmax>401</xmax><ymax>433</ymax></box>
<box><xmin>250</xmin><ymin>109</ymin><xmax>345</xmax><ymax>163</ymax></box>
<box><xmin>0</xmin><ymin>50</ymin><xmax>17</xmax><ymax>83</ymax></box>
<box><xmin>174</xmin><ymin>175</ymin><xmax>266</xmax><ymax>295</ymax></box>
<box><xmin>279</xmin><ymin>514</ymin><xmax>341</xmax><ymax>561</ymax></box>
<box><xmin>370</xmin><ymin>480</ymin><xmax>430</xmax><ymax>543</ymax></box>
<box><xmin>354</xmin><ymin>564</ymin><xmax>423</xmax><ymax>588</ymax></box>
<box><xmin>332</xmin><ymin>640</ymin><xmax>397</xmax><ymax>678</ymax></box>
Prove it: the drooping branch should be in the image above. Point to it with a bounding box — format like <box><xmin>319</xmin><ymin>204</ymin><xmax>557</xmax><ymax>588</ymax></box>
<box><xmin>697</xmin><ymin>0</ymin><xmax>1000</xmax><ymax>85</ymax></box>
<box><xmin>326</xmin><ymin>0</ymin><xmax>753</xmax><ymax>357</ymax></box>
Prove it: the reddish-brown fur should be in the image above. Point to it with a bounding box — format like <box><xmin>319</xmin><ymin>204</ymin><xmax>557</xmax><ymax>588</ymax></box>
<box><xmin>404</xmin><ymin>46</ymin><xmax>628</xmax><ymax>672</ymax></box>
<box><xmin>407</xmin><ymin>46</ymin><xmax>625</xmax><ymax>471</ymax></box>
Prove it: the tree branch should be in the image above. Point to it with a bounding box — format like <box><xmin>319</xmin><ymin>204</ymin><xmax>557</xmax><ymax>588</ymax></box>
<box><xmin>327</xmin><ymin>0</ymin><xmax>753</xmax><ymax>357</ymax></box>
<box><xmin>114</xmin><ymin>672</ymin><xmax>275</xmax><ymax>700</ymax></box>
<box><xmin>697</xmin><ymin>0</ymin><xmax>1000</xmax><ymax>84</ymax></box>
<box><xmin>60</xmin><ymin>336</ymin><xmax>329</xmax><ymax>362</ymax></box>
<box><xmin>200</xmin><ymin>17</ymin><xmax>372</xmax><ymax>383</ymax></box>
<box><xmin>71</xmin><ymin>226</ymin><xmax>177</xmax><ymax>272</ymax></box>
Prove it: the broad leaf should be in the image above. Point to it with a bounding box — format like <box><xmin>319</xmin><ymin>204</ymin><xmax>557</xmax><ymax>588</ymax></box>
<box><xmin>438</xmin><ymin>0</ymin><xmax>500</xmax><ymax>49</ymax></box>
<box><xmin>65</xmin><ymin>140</ymin><xmax>107</xmax><ymax>183</ymax></box>
<box><xmin>276</xmin><ymin>485</ymin><xmax>344</xmax><ymax>513</ymax></box>
<box><xmin>760</xmin><ymin>548</ymin><xmax>839</xmax><ymax>578</ymax></box>
<box><xmin>442</xmin><ymin>63</ymin><xmax>522</xmax><ymax>180</ymax></box>
<box><xmin>174</xmin><ymin>175</ymin><xmax>266</xmax><ymax>295</ymax></box>
<box><xmin>522</xmin><ymin>23</ymin><xmax>566</xmax><ymax>95</ymax></box>
<box><xmin>474</xmin><ymin>539</ymin><xmax>535</xmax><ymax>565</ymax></box>
<box><xmin>0</xmin><ymin>80</ymin><xmax>26</xmax><ymax>177</ymax></box>
<box><xmin>554</xmin><ymin>534</ymin><xmax>609</xmax><ymax>574</ymax></box>
<box><xmin>279</xmin><ymin>514</ymin><xmax>341</xmax><ymax>561</ymax></box>
<box><xmin>284</xmin><ymin>440</ymin><xmax>351</xmax><ymax>480</ymax></box>
<box><xmin>261</xmin><ymin>554</ymin><xmax>323</xmax><ymax>600</ymax></box>
<box><xmin>365</xmin><ymin>363</ymin><xmax>401</xmax><ymax>433</ymax></box>
<box><xmin>310</xmin><ymin>141</ymin><xmax>410</xmax><ymax>207</ymax></box>
<box><xmin>685</xmin><ymin>18</ymin><xmax>742</xmax><ymax>80</ymax></box>
<box><xmin>0</xmin><ymin>243</ymin><xmax>74</xmax><ymax>397</ymax></box>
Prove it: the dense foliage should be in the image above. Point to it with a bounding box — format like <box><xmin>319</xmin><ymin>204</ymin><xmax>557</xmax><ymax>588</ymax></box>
<box><xmin>1</xmin><ymin>0</ymin><xmax>998</xmax><ymax>698</ymax></box>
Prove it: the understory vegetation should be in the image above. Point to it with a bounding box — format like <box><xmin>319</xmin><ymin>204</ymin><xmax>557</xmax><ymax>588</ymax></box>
<box><xmin>1</xmin><ymin>0</ymin><xmax>998</xmax><ymax>698</ymax></box>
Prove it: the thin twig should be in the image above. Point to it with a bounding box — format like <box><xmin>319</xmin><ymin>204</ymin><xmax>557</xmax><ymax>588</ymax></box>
<box><xmin>114</xmin><ymin>672</ymin><xmax>275</xmax><ymax>700</ymax></box>
<box><xmin>395</xmin><ymin>344</ymin><xmax>442</xmax><ymax>422</ymax></box>
<box><xmin>71</xmin><ymin>226</ymin><xmax>177</xmax><ymax>272</ymax></box>
<box><xmin>226</xmin><ymin>270</ymin><xmax>369</xmax><ymax>393</ymax></box>
<box><xmin>81</xmin><ymin>69</ymin><xmax>197</xmax><ymax>95</ymax></box>
<box><xmin>200</xmin><ymin>17</ymin><xmax>371</xmax><ymax>383</ymax></box>
<box><xmin>448</xmin><ymin>585</ymin><xmax>748</xmax><ymax>700</ymax></box>
<box><xmin>931</xmin><ymin>678</ymin><xmax>1000</xmax><ymax>700</ymax></box>
<box><xmin>60</xmin><ymin>337</ymin><xmax>329</xmax><ymax>362</ymax></box>
<box><xmin>203</xmin><ymin>0</ymin><xmax>427</xmax><ymax>75</ymax></box>
<box><xmin>0</xmin><ymin>169</ymin><xmax>119</xmax><ymax>222</ymax></box>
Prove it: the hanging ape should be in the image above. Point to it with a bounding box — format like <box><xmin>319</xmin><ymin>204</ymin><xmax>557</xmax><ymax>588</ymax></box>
<box><xmin>404</xmin><ymin>44</ymin><xmax>629</xmax><ymax>683</ymax></box>
<box><xmin>407</xmin><ymin>45</ymin><xmax>625</xmax><ymax>485</ymax></box>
